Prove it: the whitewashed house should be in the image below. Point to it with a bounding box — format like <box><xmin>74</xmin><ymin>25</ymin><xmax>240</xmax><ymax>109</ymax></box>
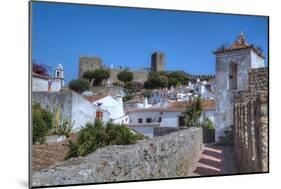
<box><xmin>84</xmin><ymin>94</ymin><xmax>128</xmax><ymax>124</ymax></box>
<box><xmin>127</xmin><ymin>99</ymin><xmax>215</xmax><ymax>138</ymax></box>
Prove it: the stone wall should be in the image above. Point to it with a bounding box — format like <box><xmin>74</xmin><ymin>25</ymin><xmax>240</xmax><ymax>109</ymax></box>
<box><xmin>233</xmin><ymin>68</ymin><xmax>268</xmax><ymax>173</ymax></box>
<box><xmin>32</xmin><ymin>128</ymin><xmax>203</xmax><ymax>187</ymax></box>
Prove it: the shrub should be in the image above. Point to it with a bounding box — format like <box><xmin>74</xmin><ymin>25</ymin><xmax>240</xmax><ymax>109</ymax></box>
<box><xmin>52</xmin><ymin>119</ymin><xmax>74</xmax><ymax>137</ymax></box>
<box><xmin>32</xmin><ymin>103</ymin><xmax>53</xmax><ymax>144</ymax></box>
<box><xmin>69</xmin><ymin>78</ymin><xmax>89</xmax><ymax>93</ymax></box>
<box><xmin>202</xmin><ymin>118</ymin><xmax>214</xmax><ymax>129</ymax></box>
<box><xmin>65</xmin><ymin>120</ymin><xmax>144</xmax><ymax>159</ymax></box>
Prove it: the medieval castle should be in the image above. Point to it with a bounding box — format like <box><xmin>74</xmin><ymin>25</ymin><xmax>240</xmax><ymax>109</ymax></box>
<box><xmin>78</xmin><ymin>51</ymin><xmax>214</xmax><ymax>83</ymax></box>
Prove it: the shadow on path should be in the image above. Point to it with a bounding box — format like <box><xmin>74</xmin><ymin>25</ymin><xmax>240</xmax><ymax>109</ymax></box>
<box><xmin>191</xmin><ymin>143</ymin><xmax>238</xmax><ymax>176</ymax></box>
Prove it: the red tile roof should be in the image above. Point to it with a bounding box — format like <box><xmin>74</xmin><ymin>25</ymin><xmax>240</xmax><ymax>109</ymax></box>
<box><xmin>214</xmin><ymin>33</ymin><xmax>264</xmax><ymax>58</ymax></box>
<box><xmin>84</xmin><ymin>95</ymin><xmax>108</xmax><ymax>102</ymax></box>
<box><xmin>32</xmin><ymin>72</ymin><xmax>50</xmax><ymax>80</ymax></box>
<box><xmin>127</xmin><ymin>99</ymin><xmax>215</xmax><ymax>113</ymax></box>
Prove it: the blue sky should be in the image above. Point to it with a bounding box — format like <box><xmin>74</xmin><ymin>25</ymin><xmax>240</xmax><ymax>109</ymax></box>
<box><xmin>32</xmin><ymin>2</ymin><xmax>268</xmax><ymax>83</ymax></box>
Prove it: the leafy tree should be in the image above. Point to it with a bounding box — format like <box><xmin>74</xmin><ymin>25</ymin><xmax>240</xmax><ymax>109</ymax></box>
<box><xmin>184</xmin><ymin>97</ymin><xmax>203</xmax><ymax>127</ymax></box>
<box><xmin>82</xmin><ymin>71</ymin><xmax>96</xmax><ymax>83</ymax></box>
<box><xmin>144</xmin><ymin>72</ymin><xmax>169</xmax><ymax>89</ymax></box>
<box><xmin>167</xmin><ymin>72</ymin><xmax>189</xmax><ymax>87</ymax></box>
<box><xmin>69</xmin><ymin>78</ymin><xmax>89</xmax><ymax>93</ymax></box>
<box><xmin>117</xmin><ymin>70</ymin><xmax>133</xmax><ymax>84</ymax></box>
<box><xmin>92</xmin><ymin>69</ymin><xmax>111</xmax><ymax>86</ymax></box>
<box><xmin>124</xmin><ymin>81</ymin><xmax>143</xmax><ymax>93</ymax></box>
<box><xmin>65</xmin><ymin>120</ymin><xmax>143</xmax><ymax>159</ymax></box>
<box><xmin>32</xmin><ymin>103</ymin><xmax>53</xmax><ymax>144</ymax></box>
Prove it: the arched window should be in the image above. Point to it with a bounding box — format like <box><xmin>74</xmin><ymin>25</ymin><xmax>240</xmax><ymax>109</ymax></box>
<box><xmin>57</xmin><ymin>71</ymin><xmax>60</xmax><ymax>78</ymax></box>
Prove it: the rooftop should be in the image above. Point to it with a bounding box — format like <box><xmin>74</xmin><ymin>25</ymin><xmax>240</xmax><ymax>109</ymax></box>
<box><xmin>214</xmin><ymin>32</ymin><xmax>265</xmax><ymax>59</ymax></box>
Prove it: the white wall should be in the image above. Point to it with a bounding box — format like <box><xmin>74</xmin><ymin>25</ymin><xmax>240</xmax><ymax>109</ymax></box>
<box><xmin>160</xmin><ymin>112</ymin><xmax>182</xmax><ymax>128</ymax></box>
<box><xmin>32</xmin><ymin>77</ymin><xmax>49</xmax><ymax>92</ymax></box>
<box><xmin>71</xmin><ymin>92</ymin><xmax>108</xmax><ymax>131</ymax></box>
<box><xmin>251</xmin><ymin>50</ymin><xmax>265</xmax><ymax>68</ymax></box>
<box><xmin>93</xmin><ymin>96</ymin><xmax>124</xmax><ymax>120</ymax></box>
<box><xmin>128</xmin><ymin>111</ymin><xmax>162</xmax><ymax>126</ymax></box>
<box><xmin>50</xmin><ymin>80</ymin><xmax>62</xmax><ymax>92</ymax></box>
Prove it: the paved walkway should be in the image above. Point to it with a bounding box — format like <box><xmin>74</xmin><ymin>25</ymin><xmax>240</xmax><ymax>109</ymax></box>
<box><xmin>191</xmin><ymin>143</ymin><xmax>238</xmax><ymax>176</ymax></box>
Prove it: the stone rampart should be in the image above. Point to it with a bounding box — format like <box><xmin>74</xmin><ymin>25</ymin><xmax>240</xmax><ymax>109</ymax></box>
<box><xmin>32</xmin><ymin>127</ymin><xmax>203</xmax><ymax>187</ymax></box>
<box><xmin>233</xmin><ymin>67</ymin><xmax>268</xmax><ymax>172</ymax></box>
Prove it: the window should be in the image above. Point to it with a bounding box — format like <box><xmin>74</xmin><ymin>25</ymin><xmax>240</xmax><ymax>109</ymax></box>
<box><xmin>229</xmin><ymin>62</ymin><xmax>238</xmax><ymax>90</ymax></box>
<box><xmin>158</xmin><ymin>117</ymin><xmax>162</xmax><ymax>122</ymax></box>
<box><xmin>57</xmin><ymin>71</ymin><xmax>60</xmax><ymax>78</ymax></box>
<box><xmin>138</xmin><ymin>118</ymin><xmax>142</xmax><ymax>124</ymax></box>
<box><xmin>146</xmin><ymin>118</ymin><xmax>152</xmax><ymax>123</ymax></box>
<box><xmin>179</xmin><ymin>116</ymin><xmax>185</xmax><ymax>127</ymax></box>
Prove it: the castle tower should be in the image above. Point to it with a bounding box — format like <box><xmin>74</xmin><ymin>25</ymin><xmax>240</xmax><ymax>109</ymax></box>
<box><xmin>79</xmin><ymin>56</ymin><xmax>102</xmax><ymax>77</ymax></box>
<box><xmin>151</xmin><ymin>52</ymin><xmax>165</xmax><ymax>72</ymax></box>
<box><xmin>53</xmin><ymin>64</ymin><xmax>64</xmax><ymax>87</ymax></box>
<box><xmin>214</xmin><ymin>32</ymin><xmax>265</xmax><ymax>142</ymax></box>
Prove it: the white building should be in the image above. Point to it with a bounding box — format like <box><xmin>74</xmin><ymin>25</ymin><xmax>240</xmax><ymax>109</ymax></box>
<box><xmin>127</xmin><ymin>99</ymin><xmax>215</xmax><ymax>138</ymax></box>
<box><xmin>84</xmin><ymin>94</ymin><xmax>128</xmax><ymax>124</ymax></box>
<box><xmin>124</xmin><ymin>95</ymin><xmax>152</xmax><ymax>112</ymax></box>
<box><xmin>32</xmin><ymin>64</ymin><xmax>65</xmax><ymax>92</ymax></box>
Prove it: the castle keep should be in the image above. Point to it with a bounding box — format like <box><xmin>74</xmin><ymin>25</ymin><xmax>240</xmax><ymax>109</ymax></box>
<box><xmin>214</xmin><ymin>32</ymin><xmax>265</xmax><ymax>142</ymax></box>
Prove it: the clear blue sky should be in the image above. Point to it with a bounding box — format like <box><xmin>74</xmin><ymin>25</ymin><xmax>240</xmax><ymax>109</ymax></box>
<box><xmin>32</xmin><ymin>2</ymin><xmax>268</xmax><ymax>83</ymax></box>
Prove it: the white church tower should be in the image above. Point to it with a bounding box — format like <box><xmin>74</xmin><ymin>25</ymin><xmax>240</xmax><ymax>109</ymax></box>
<box><xmin>51</xmin><ymin>64</ymin><xmax>65</xmax><ymax>91</ymax></box>
<box><xmin>214</xmin><ymin>32</ymin><xmax>265</xmax><ymax>143</ymax></box>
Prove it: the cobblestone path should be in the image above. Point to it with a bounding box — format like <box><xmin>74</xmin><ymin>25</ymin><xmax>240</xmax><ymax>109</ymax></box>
<box><xmin>191</xmin><ymin>143</ymin><xmax>238</xmax><ymax>176</ymax></box>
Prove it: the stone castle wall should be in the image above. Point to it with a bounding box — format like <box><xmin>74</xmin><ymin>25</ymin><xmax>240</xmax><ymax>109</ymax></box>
<box><xmin>233</xmin><ymin>68</ymin><xmax>268</xmax><ymax>173</ymax></box>
<box><xmin>109</xmin><ymin>69</ymin><xmax>149</xmax><ymax>83</ymax></box>
<box><xmin>32</xmin><ymin>128</ymin><xmax>203</xmax><ymax>187</ymax></box>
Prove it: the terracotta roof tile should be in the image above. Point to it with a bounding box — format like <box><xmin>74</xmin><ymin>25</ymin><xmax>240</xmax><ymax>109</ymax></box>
<box><xmin>84</xmin><ymin>95</ymin><xmax>108</xmax><ymax>102</ymax></box>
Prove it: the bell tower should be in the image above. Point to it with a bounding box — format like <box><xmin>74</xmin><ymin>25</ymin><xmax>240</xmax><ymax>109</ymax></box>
<box><xmin>214</xmin><ymin>32</ymin><xmax>265</xmax><ymax>143</ymax></box>
<box><xmin>54</xmin><ymin>64</ymin><xmax>64</xmax><ymax>87</ymax></box>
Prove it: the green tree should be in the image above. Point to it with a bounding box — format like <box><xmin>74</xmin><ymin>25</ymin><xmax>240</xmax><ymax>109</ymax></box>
<box><xmin>82</xmin><ymin>71</ymin><xmax>96</xmax><ymax>83</ymax></box>
<box><xmin>92</xmin><ymin>69</ymin><xmax>110</xmax><ymax>86</ymax></box>
<box><xmin>184</xmin><ymin>97</ymin><xmax>203</xmax><ymax>127</ymax></box>
<box><xmin>167</xmin><ymin>72</ymin><xmax>189</xmax><ymax>87</ymax></box>
<box><xmin>69</xmin><ymin>78</ymin><xmax>89</xmax><ymax>93</ymax></box>
<box><xmin>117</xmin><ymin>70</ymin><xmax>133</xmax><ymax>84</ymax></box>
<box><xmin>144</xmin><ymin>72</ymin><xmax>168</xmax><ymax>89</ymax></box>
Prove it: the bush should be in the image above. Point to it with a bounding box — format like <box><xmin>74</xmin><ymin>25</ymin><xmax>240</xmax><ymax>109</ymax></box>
<box><xmin>65</xmin><ymin>120</ymin><xmax>144</xmax><ymax>159</ymax></box>
<box><xmin>52</xmin><ymin>119</ymin><xmax>74</xmax><ymax>137</ymax></box>
<box><xmin>69</xmin><ymin>78</ymin><xmax>89</xmax><ymax>93</ymax></box>
<box><xmin>32</xmin><ymin>103</ymin><xmax>53</xmax><ymax>144</ymax></box>
<box><xmin>202</xmin><ymin>118</ymin><xmax>214</xmax><ymax>129</ymax></box>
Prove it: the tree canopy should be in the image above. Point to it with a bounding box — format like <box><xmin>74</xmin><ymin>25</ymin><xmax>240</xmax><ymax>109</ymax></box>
<box><xmin>91</xmin><ymin>69</ymin><xmax>111</xmax><ymax>86</ymax></box>
<box><xmin>144</xmin><ymin>71</ymin><xmax>188</xmax><ymax>89</ymax></box>
<box><xmin>117</xmin><ymin>70</ymin><xmax>134</xmax><ymax>83</ymax></box>
<box><xmin>69</xmin><ymin>78</ymin><xmax>90</xmax><ymax>93</ymax></box>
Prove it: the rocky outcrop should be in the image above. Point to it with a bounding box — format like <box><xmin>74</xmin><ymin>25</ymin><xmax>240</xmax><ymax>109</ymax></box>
<box><xmin>32</xmin><ymin>127</ymin><xmax>203</xmax><ymax>187</ymax></box>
